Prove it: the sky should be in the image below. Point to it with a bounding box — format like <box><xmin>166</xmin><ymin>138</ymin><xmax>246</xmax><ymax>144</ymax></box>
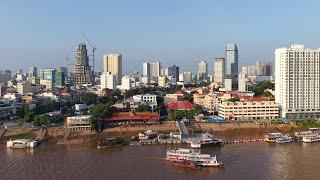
<box><xmin>1</xmin><ymin>0</ymin><xmax>320</xmax><ymax>74</ymax></box>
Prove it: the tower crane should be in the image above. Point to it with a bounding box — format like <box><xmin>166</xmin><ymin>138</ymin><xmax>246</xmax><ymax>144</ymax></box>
<box><xmin>82</xmin><ymin>33</ymin><xmax>97</xmax><ymax>73</ymax></box>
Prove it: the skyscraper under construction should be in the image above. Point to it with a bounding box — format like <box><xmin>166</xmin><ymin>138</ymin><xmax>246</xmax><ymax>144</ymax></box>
<box><xmin>74</xmin><ymin>43</ymin><xmax>93</xmax><ymax>85</ymax></box>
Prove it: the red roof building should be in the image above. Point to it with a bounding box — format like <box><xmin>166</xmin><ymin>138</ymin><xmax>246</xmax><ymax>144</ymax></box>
<box><xmin>167</xmin><ymin>100</ymin><xmax>194</xmax><ymax>111</ymax></box>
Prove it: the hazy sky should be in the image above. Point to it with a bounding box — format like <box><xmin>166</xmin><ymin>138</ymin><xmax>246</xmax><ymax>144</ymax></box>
<box><xmin>1</xmin><ymin>0</ymin><xmax>320</xmax><ymax>74</ymax></box>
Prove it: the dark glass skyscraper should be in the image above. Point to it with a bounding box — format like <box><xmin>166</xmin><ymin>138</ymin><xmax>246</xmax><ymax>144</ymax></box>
<box><xmin>225</xmin><ymin>43</ymin><xmax>238</xmax><ymax>84</ymax></box>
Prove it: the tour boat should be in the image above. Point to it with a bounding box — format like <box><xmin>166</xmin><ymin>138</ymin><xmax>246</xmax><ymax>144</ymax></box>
<box><xmin>6</xmin><ymin>139</ymin><xmax>38</xmax><ymax>149</ymax></box>
<box><xmin>264</xmin><ymin>133</ymin><xmax>283</xmax><ymax>143</ymax></box>
<box><xmin>191</xmin><ymin>133</ymin><xmax>223</xmax><ymax>148</ymax></box>
<box><xmin>166</xmin><ymin>148</ymin><xmax>223</xmax><ymax>168</ymax></box>
<box><xmin>294</xmin><ymin>131</ymin><xmax>316</xmax><ymax>138</ymax></box>
<box><xmin>302</xmin><ymin>134</ymin><xmax>320</xmax><ymax>143</ymax></box>
<box><xmin>275</xmin><ymin>135</ymin><xmax>293</xmax><ymax>144</ymax></box>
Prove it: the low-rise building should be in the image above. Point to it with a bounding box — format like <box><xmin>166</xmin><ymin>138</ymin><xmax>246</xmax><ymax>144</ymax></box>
<box><xmin>132</xmin><ymin>94</ymin><xmax>157</xmax><ymax>111</ymax></box>
<box><xmin>218</xmin><ymin>100</ymin><xmax>279</xmax><ymax>121</ymax></box>
<box><xmin>66</xmin><ymin>115</ymin><xmax>91</xmax><ymax>131</ymax></box>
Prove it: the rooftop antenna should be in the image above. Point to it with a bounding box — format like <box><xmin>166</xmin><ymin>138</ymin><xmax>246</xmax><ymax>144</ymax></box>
<box><xmin>82</xmin><ymin>33</ymin><xmax>97</xmax><ymax>73</ymax></box>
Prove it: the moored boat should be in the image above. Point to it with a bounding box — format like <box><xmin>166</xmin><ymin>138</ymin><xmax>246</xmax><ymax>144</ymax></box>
<box><xmin>6</xmin><ymin>139</ymin><xmax>38</xmax><ymax>149</ymax></box>
<box><xmin>264</xmin><ymin>133</ymin><xmax>283</xmax><ymax>143</ymax></box>
<box><xmin>276</xmin><ymin>135</ymin><xmax>293</xmax><ymax>144</ymax></box>
<box><xmin>302</xmin><ymin>134</ymin><xmax>320</xmax><ymax>143</ymax></box>
<box><xmin>191</xmin><ymin>133</ymin><xmax>223</xmax><ymax>148</ymax></box>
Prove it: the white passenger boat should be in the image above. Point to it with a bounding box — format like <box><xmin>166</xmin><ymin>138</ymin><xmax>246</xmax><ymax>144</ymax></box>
<box><xmin>276</xmin><ymin>135</ymin><xmax>293</xmax><ymax>144</ymax></box>
<box><xmin>166</xmin><ymin>148</ymin><xmax>223</xmax><ymax>167</ymax></box>
<box><xmin>302</xmin><ymin>134</ymin><xmax>320</xmax><ymax>143</ymax></box>
<box><xmin>264</xmin><ymin>133</ymin><xmax>283</xmax><ymax>143</ymax></box>
<box><xmin>6</xmin><ymin>139</ymin><xmax>38</xmax><ymax>149</ymax></box>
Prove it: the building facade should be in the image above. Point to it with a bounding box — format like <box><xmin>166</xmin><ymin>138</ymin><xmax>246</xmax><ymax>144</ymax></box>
<box><xmin>214</xmin><ymin>57</ymin><xmax>225</xmax><ymax>84</ymax></box>
<box><xmin>74</xmin><ymin>43</ymin><xmax>93</xmax><ymax>85</ymax></box>
<box><xmin>218</xmin><ymin>101</ymin><xmax>279</xmax><ymax>121</ymax></box>
<box><xmin>275</xmin><ymin>44</ymin><xmax>320</xmax><ymax>119</ymax></box>
<box><xmin>103</xmin><ymin>54</ymin><xmax>122</xmax><ymax>84</ymax></box>
<box><xmin>197</xmin><ymin>60</ymin><xmax>208</xmax><ymax>81</ymax></box>
<box><xmin>225</xmin><ymin>43</ymin><xmax>238</xmax><ymax>84</ymax></box>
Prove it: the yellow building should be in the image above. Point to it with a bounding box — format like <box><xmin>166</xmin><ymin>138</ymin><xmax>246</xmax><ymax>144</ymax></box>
<box><xmin>218</xmin><ymin>101</ymin><xmax>279</xmax><ymax>121</ymax></box>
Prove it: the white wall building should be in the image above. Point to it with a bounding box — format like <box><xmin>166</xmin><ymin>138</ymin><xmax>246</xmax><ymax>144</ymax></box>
<box><xmin>120</xmin><ymin>76</ymin><xmax>131</xmax><ymax>90</ymax></box>
<box><xmin>158</xmin><ymin>76</ymin><xmax>167</xmax><ymax>87</ymax></box>
<box><xmin>238</xmin><ymin>73</ymin><xmax>247</xmax><ymax>92</ymax></box>
<box><xmin>224</xmin><ymin>78</ymin><xmax>232</xmax><ymax>91</ymax></box>
<box><xmin>275</xmin><ymin>44</ymin><xmax>320</xmax><ymax>119</ymax></box>
<box><xmin>100</xmin><ymin>72</ymin><xmax>116</xmax><ymax>90</ymax></box>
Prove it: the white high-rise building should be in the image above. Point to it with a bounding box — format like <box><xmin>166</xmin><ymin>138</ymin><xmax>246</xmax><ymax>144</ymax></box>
<box><xmin>224</xmin><ymin>78</ymin><xmax>232</xmax><ymax>91</ymax></box>
<box><xmin>103</xmin><ymin>54</ymin><xmax>122</xmax><ymax>84</ymax></box>
<box><xmin>214</xmin><ymin>58</ymin><xmax>225</xmax><ymax>84</ymax></box>
<box><xmin>238</xmin><ymin>73</ymin><xmax>246</xmax><ymax>92</ymax></box>
<box><xmin>275</xmin><ymin>44</ymin><xmax>320</xmax><ymax>119</ymax></box>
<box><xmin>197</xmin><ymin>60</ymin><xmax>208</xmax><ymax>81</ymax></box>
<box><xmin>120</xmin><ymin>76</ymin><xmax>131</xmax><ymax>90</ymax></box>
<box><xmin>142</xmin><ymin>61</ymin><xmax>160</xmax><ymax>83</ymax></box>
<box><xmin>100</xmin><ymin>72</ymin><xmax>116</xmax><ymax>90</ymax></box>
<box><xmin>158</xmin><ymin>76</ymin><xmax>167</xmax><ymax>87</ymax></box>
<box><xmin>142</xmin><ymin>62</ymin><xmax>151</xmax><ymax>84</ymax></box>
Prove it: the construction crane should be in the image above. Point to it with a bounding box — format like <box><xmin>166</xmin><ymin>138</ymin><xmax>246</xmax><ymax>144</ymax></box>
<box><xmin>82</xmin><ymin>33</ymin><xmax>97</xmax><ymax>73</ymax></box>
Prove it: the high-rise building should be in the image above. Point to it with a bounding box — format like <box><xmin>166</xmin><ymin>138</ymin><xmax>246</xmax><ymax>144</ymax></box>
<box><xmin>158</xmin><ymin>76</ymin><xmax>167</xmax><ymax>87</ymax></box>
<box><xmin>142</xmin><ymin>62</ymin><xmax>151</xmax><ymax>83</ymax></box>
<box><xmin>275</xmin><ymin>44</ymin><xmax>320</xmax><ymax>119</ymax></box>
<box><xmin>179</xmin><ymin>72</ymin><xmax>192</xmax><ymax>84</ymax></box>
<box><xmin>214</xmin><ymin>58</ymin><xmax>225</xmax><ymax>84</ymax></box>
<box><xmin>40</xmin><ymin>68</ymin><xmax>56</xmax><ymax>82</ymax></box>
<box><xmin>197</xmin><ymin>60</ymin><xmax>208</xmax><ymax>81</ymax></box>
<box><xmin>142</xmin><ymin>61</ymin><xmax>160</xmax><ymax>83</ymax></box>
<box><xmin>255</xmin><ymin>61</ymin><xmax>272</xmax><ymax>76</ymax></box>
<box><xmin>18</xmin><ymin>68</ymin><xmax>23</xmax><ymax>75</ymax></box>
<box><xmin>55</xmin><ymin>71</ymin><xmax>66</xmax><ymax>88</ymax></box>
<box><xmin>28</xmin><ymin>66</ymin><xmax>37</xmax><ymax>77</ymax></box>
<box><xmin>241</xmin><ymin>65</ymin><xmax>256</xmax><ymax>76</ymax></box>
<box><xmin>120</xmin><ymin>76</ymin><xmax>131</xmax><ymax>90</ymax></box>
<box><xmin>238</xmin><ymin>73</ymin><xmax>246</xmax><ymax>92</ymax></box>
<box><xmin>224</xmin><ymin>78</ymin><xmax>232</xmax><ymax>91</ymax></box>
<box><xmin>74</xmin><ymin>43</ymin><xmax>93</xmax><ymax>85</ymax></box>
<box><xmin>0</xmin><ymin>70</ymin><xmax>11</xmax><ymax>84</ymax></box>
<box><xmin>57</xmin><ymin>67</ymin><xmax>68</xmax><ymax>78</ymax></box>
<box><xmin>225</xmin><ymin>43</ymin><xmax>238</xmax><ymax>84</ymax></box>
<box><xmin>103</xmin><ymin>53</ymin><xmax>122</xmax><ymax>84</ymax></box>
<box><xmin>100</xmin><ymin>72</ymin><xmax>116</xmax><ymax>90</ymax></box>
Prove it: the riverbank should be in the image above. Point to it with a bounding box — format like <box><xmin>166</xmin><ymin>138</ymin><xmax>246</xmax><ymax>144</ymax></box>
<box><xmin>0</xmin><ymin>122</ymin><xmax>305</xmax><ymax>146</ymax></box>
<box><xmin>100</xmin><ymin>122</ymin><xmax>304</xmax><ymax>141</ymax></box>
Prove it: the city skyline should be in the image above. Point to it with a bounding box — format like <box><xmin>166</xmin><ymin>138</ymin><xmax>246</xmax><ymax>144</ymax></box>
<box><xmin>1</xmin><ymin>1</ymin><xmax>320</xmax><ymax>73</ymax></box>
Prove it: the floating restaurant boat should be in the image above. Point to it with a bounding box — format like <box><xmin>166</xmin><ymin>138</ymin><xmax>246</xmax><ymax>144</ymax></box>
<box><xmin>275</xmin><ymin>135</ymin><xmax>293</xmax><ymax>144</ymax></box>
<box><xmin>191</xmin><ymin>133</ymin><xmax>223</xmax><ymax>148</ymax></box>
<box><xmin>302</xmin><ymin>134</ymin><xmax>320</xmax><ymax>143</ymax></box>
<box><xmin>6</xmin><ymin>139</ymin><xmax>38</xmax><ymax>149</ymax></box>
<box><xmin>166</xmin><ymin>148</ymin><xmax>223</xmax><ymax>168</ymax></box>
<box><xmin>264</xmin><ymin>133</ymin><xmax>283</xmax><ymax>143</ymax></box>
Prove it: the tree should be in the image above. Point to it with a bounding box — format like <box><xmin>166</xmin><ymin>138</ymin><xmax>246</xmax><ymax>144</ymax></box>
<box><xmin>135</xmin><ymin>104</ymin><xmax>151</xmax><ymax>112</ymax></box>
<box><xmin>89</xmin><ymin>104</ymin><xmax>114</xmax><ymax>132</ymax></box>
<box><xmin>82</xmin><ymin>93</ymin><xmax>98</xmax><ymax>105</ymax></box>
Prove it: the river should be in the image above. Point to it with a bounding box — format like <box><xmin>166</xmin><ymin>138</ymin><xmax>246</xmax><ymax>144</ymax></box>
<box><xmin>0</xmin><ymin>142</ymin><xmax>319</xmax><ymax>180</ymax></box>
